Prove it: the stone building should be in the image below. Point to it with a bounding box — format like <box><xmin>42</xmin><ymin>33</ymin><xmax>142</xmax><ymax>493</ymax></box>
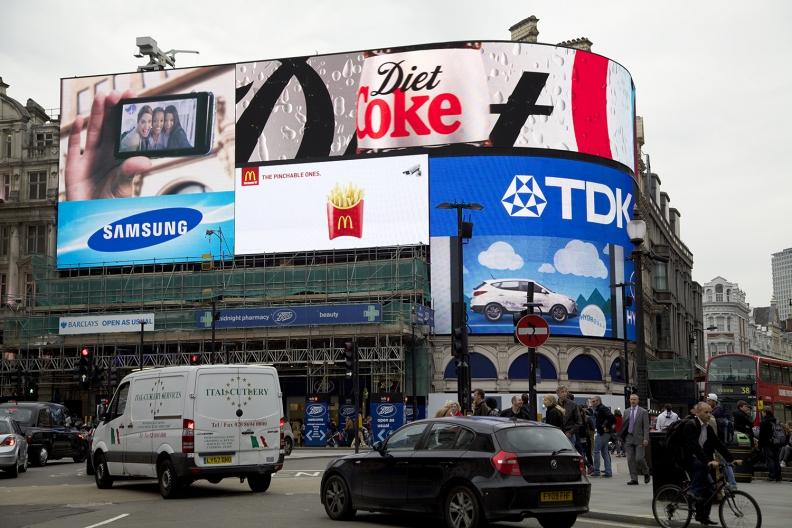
<box><xmin>702</xmin><ymin>276</ymin><xmax>750</xmax><ymax>358</ymax></box>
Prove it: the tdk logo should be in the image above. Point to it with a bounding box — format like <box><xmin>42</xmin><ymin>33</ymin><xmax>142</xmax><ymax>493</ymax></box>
<box><xmin>502</xmin><ymin>175</ymin><xmax>632</xmax><ymax>228</ymax></box>
<box><xmin>87</xmin><ymin>208</ymin><xmax>202</xmax><ymax>252</ymax></box>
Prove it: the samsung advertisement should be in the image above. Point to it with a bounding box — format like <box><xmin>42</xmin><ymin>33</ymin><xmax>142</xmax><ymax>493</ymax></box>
<box><xmin>430</xmin><ymin>155</ymin><xmax>637</xmax><ymax>340</ymax></box>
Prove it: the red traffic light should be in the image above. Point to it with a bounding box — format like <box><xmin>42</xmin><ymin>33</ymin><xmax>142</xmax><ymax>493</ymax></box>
<box><xmin>80</xmin><ymin>348</ymin><xmax>90</xmax><ymax>357</ymax></box>
<box><xmin>190</xmin><ymin>354</ymin><xmax>200</xmax><ymax>365</ymax></box>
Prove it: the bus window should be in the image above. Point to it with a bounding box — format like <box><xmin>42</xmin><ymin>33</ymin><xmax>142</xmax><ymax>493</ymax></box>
<box><xmin>709</xmin><ymin>355</ymin><xmax>757</xmax><ymax>382</ymax></box>
<box><xmin>760</xmin><ymin>362</ymin><xmax>771</xmax><ymax>382</ymax></box>
<box><xmin>774</xmin><ymin>403</ymin><xmax>784</xmax><ymax>421</ymax></box>
<box><xmin>782</xmin><ymin>366</ymin><xmax>791</xmax><ymax>386</ymax></box>
<box><xmin>771</xmin><ymin>365</ymin><xmax>783</xmax><ymax>385</ymax></box>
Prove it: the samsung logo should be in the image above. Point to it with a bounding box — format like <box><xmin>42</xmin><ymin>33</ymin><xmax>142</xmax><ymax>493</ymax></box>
<box><xmin>307</xmin><ymin>405</ymin><xmax>326</xmax><ymax>417</ymax></box>
<box><xmin>88</xmin><ymin>208</ymin><xmax>203</xmax><ymax>252</ymax></box>
<box><xmin>378</xmin><ymin>404</ymin><xmax>396</xmax><ymax>417</ymax></box>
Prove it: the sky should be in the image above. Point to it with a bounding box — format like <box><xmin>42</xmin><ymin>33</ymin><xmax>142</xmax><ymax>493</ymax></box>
<box><xmin>2</xmin><ymin>0</ymin><xmax>790</xmax><ymax>307</ymax></box>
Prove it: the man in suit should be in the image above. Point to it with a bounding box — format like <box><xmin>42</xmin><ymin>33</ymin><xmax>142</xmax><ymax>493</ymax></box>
<box><xmin>620</xmin><ymin>393</ymin><xmax>651</xmax><ymax>485</ymax></box>
<box><xmin>682</xmin><ymin>401</ymin><xmax>740</xmax><ymax>526</ymax></box>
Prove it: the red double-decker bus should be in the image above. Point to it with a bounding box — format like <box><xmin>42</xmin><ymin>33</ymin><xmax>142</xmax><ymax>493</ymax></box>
<box><xmin>705</xmin><ymin>353</ymin><xmax>792</xmax><ymax>424</ymax></box>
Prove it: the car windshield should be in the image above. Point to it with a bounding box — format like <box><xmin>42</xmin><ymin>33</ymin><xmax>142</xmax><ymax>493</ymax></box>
<box><xmin>0</xmin><ymin>421</ymin><xmax>12</xmax><ymax>434</ymax></box>
<box><xmin>0</xmin><ymin>407</ymin><xmax>34</xmax><ymax>424</ymax></box>
<box><xmin>496</xmin><ymin>425</ymin><xmax>572</xmax><ymax>453</ymax></box>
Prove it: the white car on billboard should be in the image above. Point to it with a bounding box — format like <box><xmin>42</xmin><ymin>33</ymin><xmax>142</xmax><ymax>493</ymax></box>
<box><xmin>470</xmin><ymin>279</ymin><xmax>577</xmax><ymax>323</ymax></box>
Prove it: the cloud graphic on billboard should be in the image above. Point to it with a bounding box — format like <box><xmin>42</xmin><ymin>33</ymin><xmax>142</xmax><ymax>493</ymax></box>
<box><xmin>553</xmin><ymin>240</ymin><xmax>608</xmax><ymax>279</ymax></box>
<box><xmin>602</xmin><ymin>244</ymin><xmax>610</xmax><ymax>255</ymax></box>
<box><xmin>478</xmin><ymin>241</ymin><xmax>524</xmax><ymax>270</ymax></box>
<box><xmin>538</xmin><ymin>263</ymin><xmax>556</xmax><ymax>273</ymax></box>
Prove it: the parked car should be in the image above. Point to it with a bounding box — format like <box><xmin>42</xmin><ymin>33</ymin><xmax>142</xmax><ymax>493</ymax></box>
<box><xmin>470</xmin><ymin>279</ymin><xmax>577</xmax><ymax>323</ymax></box>
<box><xmin>320</xmin><ymin>416</ymin><xmax>590</xmax><ymax>528</ymax></box>
<box><xmin>0</xmin><ymin>402</ymin><xmax>86</xmax><ymax>467</ymax></box>
<box><xmin>0</xmin><ymin>416</ymin><xmax>28</xmax><ymax>477</ymax></box>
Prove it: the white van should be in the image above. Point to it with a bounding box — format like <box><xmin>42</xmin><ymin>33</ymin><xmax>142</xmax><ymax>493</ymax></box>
<box><xmin>91</xmin><ymin>365</ymin><xmax>284</xmax><ymax>498</ymax></box>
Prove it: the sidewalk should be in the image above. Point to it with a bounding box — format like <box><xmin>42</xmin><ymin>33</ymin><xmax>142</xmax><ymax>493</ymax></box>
<box><xmin>585</xmin><ymin>458</ymin><xmax>789</xmax><ymax>527</ymax></box>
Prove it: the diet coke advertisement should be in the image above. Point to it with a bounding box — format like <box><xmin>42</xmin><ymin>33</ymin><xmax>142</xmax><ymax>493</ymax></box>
<box><xmin>356</xmin><ymin>47</ymin><xmax>490</xmax><ymax>150</ymax></box>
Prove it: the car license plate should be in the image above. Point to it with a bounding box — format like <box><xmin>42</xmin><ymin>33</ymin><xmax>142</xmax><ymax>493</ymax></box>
<box><xmin>540</xmin><ymin>491</ymin><xmax>573</xmax><ymax>502</ymax></box>
<box><xmin>204</xmin><ymin>455</ymin><xmax>232</xmax><ymax>465</ymax></box>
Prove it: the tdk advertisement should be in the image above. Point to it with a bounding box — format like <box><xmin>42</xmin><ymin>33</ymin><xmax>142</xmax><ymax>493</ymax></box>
<box><xmin>430</xmin><ymin>155</ymin><xmax>636</xmax><ymax>341</ymax></box>
<box><xmin>57</xmin><ymin>192</ymin><xmax>234</xmax><ymax>268</ymax></box>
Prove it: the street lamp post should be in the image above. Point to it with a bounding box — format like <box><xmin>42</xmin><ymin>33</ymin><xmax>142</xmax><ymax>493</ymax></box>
<box><xmin>612</xmin><ymin>281</ymin><xmax>635</xmax><ymax>405</ymax></box>
<box><xmin>626</xmin><ymin>218</ymin><xmax>648</xmax><ymax>404</ymax></box>
<box><xmin>436</xmin><ymin>202</ymin><xmax>483</xmax><ymax>413</ymax></box>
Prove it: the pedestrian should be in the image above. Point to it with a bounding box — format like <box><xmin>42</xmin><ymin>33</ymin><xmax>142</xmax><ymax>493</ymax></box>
<box><xmin>732</xmin><ymin>400</ymin><xmax>755</xmax><ymax>448</ymax></box>
<box><xmin>575</xmin><ymin>403</ymin><xmax>594</xmax><ymax>473</ymax></box>
<box><xmin>758</xmin><ymin>408</ymin><xmax>783</xmax><ymax>481</ymax></box>
<box><xmin>500</xmin><ymin>395</ymin><xmax>530</xmax><ymax>419</ymax></box>
<box><xmin>707</xmin><ymin>393</ymin><xmax>729</xmax><ymax>443</ymax></box>
<box><xmin>620</xmin><ymin>393</ymin><xmax>651</xmax><ymax>485</ymax></box>
<box><xmin>343</xmin><ymin>417</ymin><xmax>355</xmax><ymax>447</ymax></box>
<box><xmin>472</xmin><ymin>388</ymin><xmax>491</xmax><ymax>416</ymax></box>
<box><xmin>542</xmin><ymin>394</ymin><xmax>565</xmax><ymax>429</ymax></box>
<box><xmin>590</xmin><ymin>396</ymin><xmax>615</xmax><ymax>477</ymax></box>
<box><xmin>557</xmin><ymin>385</ymin><xmax>581</xmax><ymax>442</ymax></box>
<box><xmin>485</xmin><ymin>397</ymin><xmax>500</xmax><ymax>416</ymax></box>
<box><xmin>655</xmin><ymin>403</ymin><xmax>680</xmax><ymax>431</ymax></box>
<box><xmin>435</xmin><ymin>400</ymin><xmax>461</xmax><ymax>418</ymax></box>
<box><xmin>780</xmin><ymin>422</ymin><xmax>792</xmax><ymax>467</ymax></box>
<box><xmin>680</xmin><ymin>402</ymin><xmax>741</xmax><ymax>526</ymax></box>
<box><xmin>613</xmin><ymin>409</ymin><xmax>624</xmax><ymax>456</ymax></box>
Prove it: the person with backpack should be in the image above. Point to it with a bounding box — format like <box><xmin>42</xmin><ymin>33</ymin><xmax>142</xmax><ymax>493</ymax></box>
<box><xmin>732</xmin><ymin>400</ymin><xmax>755</xmax><ymax>447</ymax></box>
<box><xmin>590</xmin><ymin>395</ymin><xmax>615</xmax><ymax>477</ymax></box>
<box><xmin>677</xmin><ymin>402</ymin><xmax>741</xmax><ymax>526</ymax></box>
<box><xmin>759</xmin><ymin>408</ymin><xmax>784</xmax><ymax>481</ymax></box>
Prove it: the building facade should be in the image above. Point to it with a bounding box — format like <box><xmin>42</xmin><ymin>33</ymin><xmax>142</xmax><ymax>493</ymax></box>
<box><xmin>702</xmin><ymin>276</ymin><xmax>750</xmax><ymax>358</ymax></box>
<box><xmin>749</xmin><ymin>306</ymin><xmax>792</xmax><ymax>361</ymax></box>
<box><xmin>771</xmin><ymin>247</ymin><xmax>792</xmax><ymax>325</ymax></box>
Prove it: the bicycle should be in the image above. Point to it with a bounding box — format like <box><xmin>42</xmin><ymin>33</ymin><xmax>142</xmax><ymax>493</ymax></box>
<box><xmin>652</xmin><ymin>462</ymin><xmax>762</xmax><ymax>528</ymax></box>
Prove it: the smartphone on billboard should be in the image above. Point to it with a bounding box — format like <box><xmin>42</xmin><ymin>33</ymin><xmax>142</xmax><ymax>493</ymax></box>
<box><xmin>114</xmin><ymin>92</ymin><xmax>215</xmax><ymax>159</ymax></box>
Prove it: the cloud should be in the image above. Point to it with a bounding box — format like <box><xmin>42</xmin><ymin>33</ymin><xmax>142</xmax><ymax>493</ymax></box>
<box><xmin>553</xmin><ymin>240</ymin><xmax>608</xmax><ymax>278</ymax></box>
<box><xmin>538</xmin><ymin>263</ymin><xmax>556</xmax><ymax>273</ymax></box>
<box><xmin>602</xmin><ymin>244</ymin><xmax>610</xmax><ymax>255</ymax></box>
<box><xmin>478</xmin><ymin>241</ymin><xmax>524</xmax><ymax>270</ymax></box>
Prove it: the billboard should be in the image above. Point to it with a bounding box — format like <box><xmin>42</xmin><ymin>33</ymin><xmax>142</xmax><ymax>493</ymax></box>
<box><xmin>194</xmin><ymin>303</ymin><xmax>383</xmax><ymax>329</ymax></box>
<box><xmin>235</xmin><ymin>41</ymin><xmax>634</xmax><ymax>170</ymax></box>
<box><xmin>235</xmin><ymin>155</ymin><xmax>428</xmax><ymax>254</ymax></box>
<box><xmin>58</xmin><ymin>313</ymin><xmax>154</xmax><ymax>335</ymax></box>
<box><xmin>58</xmin><ymin>65</ymin><xmax>236</xmax><ymax>268</ymax></box>
<box><xmin>429</xmin><ymin>155</ymin><xmax>637</xmax><ymax>340</ymax></box>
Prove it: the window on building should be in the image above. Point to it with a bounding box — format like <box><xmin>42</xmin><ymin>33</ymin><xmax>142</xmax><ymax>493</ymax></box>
<box><xmin>653</xmin><ymin>261</ymin><xmax>668</xmax><ymax>290</ymax></box>
<box><xmin>4</xmin><ymin>133</ymin><xmax>11</xmax><ymax>158</ymax></box>
<box><xmin>727</xmin><ymin>316</ymin><xmax>732</xmax><ymax>331</ymax></box>
<box><xmin>716</xmin><ymin>316</ymin><xmax>725</xmax><ymax>331</ymax></box>
<box><xmin>94</xmin><ymin>78</ymin><xmax>112</xmax><ymax>95</ymax></box>
<box><xmin>706</xmin><ymin>289</ymin><xmax>713</xmax><ymax>302</ymax></box>
<box><xmin>0</xmin><ymin>273</ymin><xmax>6</xmax><ymax>304</ymax></box>
<box><xmin>726</xmin><ymin>289</ymin><xmax>731</xmax><ymax>302</ymax></box>
<box><xmin>24</xmin><ymin>273</ymin><xmax>35</xmax><ymax>307</ymax></box>
<box><xmin>35</xmin><ymin>132</ymin><xmax>54</xmax><ymax>151</ymax></box>
<box><xmin>77</xmin><ymin>87</ymin><xmax>92</xmax><ymax>115</ymax></box>
<box><xmin>28</xmin><ymin>171</ymin><xmax>47</xmax><ymax>200</ymax></box>
<box><xmin>709</xmin><ymin>342</ymin><xmax>717</xmax><ymax>355</ymax></box>
<box><xmin>1</xmin><ymin>173</ymin><xmax>9</xmax><ymax>200</ymax></box>
<box><xmin>708</xmin><ymin>316</ymin><xmax>714</xmax><ymax>328</ymax></box>
<box><xmin>726</xmin><ymin>343</ymin><xmax>734</xmax><ymax>353</ymax></box>
<box><xmin>0</xmin><ymin>225</ymin><xmax>8</xmax><ymax>257</ymax></box>
<box><xmin>26</xmin><ymin>225</ymin><xmax>46</xmax><ymax>254</ymax></box>
<box><xmin>715</xmin><ymin>284</ymin><xmax>723</xmax><ymax>302</ymax></box>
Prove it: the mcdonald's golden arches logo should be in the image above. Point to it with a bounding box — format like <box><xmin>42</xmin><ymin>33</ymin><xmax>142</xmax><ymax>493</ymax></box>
<box><xmin>337</xmin><ymin>215</ymin><xmax>353</xmax><ymax>230</ymax></box>
<box><xmin>241</xmin><ymin>166</ymin><xmax>259</xmax><ymax>186</ymax></box>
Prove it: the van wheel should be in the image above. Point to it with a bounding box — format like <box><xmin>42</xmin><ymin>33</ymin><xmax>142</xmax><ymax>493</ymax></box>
<box><xmin>444</xmin><ymin>485</ymin><xmax>481</xmax><ymax>528</ymax></box>
<box><xmin>537</xmin><ymin>513</ymin><xmax>576</xmax><ymax>528</ymax></box>
<box><xmin>550</xmin><ymin>304</ymin><xmax>568</xmax><ymax>323</ymax></box>
<box><xmin>248</xmin><ymin>473</ymin><xmax>272</xmax><ymax>492</ymax></box>
<box><xmin>484</xmin><ymin>303</ymin><xmax>504</xmax><ymax>321</ymax></box>
<box><xmin>284</xmin><ymin>437</ymin><xmax>293</xmax><ymax>456</ymax></box>
<box><xmin>94</xmin><ymin>453</ymin><xmax>113</xmax><ymax>489</ymax></box>
<box><xmin>158</xmin><ymin>459</ymin><xmax>184</xmax><ymax>499</ymax></box>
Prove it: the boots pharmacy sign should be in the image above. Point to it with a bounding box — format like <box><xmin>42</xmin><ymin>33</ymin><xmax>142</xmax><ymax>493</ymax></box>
<box><xmin>59</xmin><ymin>313</ymin><xmax>155</xmax><ymax>335</ymax></box>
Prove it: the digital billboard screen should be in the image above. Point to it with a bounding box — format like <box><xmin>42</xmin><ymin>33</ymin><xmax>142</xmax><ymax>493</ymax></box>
<box><xmin>235</xmin><ymin>41</ymin><xmax>635</xmax><ymax>170</ymax></box>
<box><xmin>429</xmin><ymin>155</ymin><xmax>637</xmax><ymax>340</ymax></box>
<box><xmin>235</xmin><ymin>155</ymin><xmax>428</xmax><ymax>254</ymax></box>
<box><xmin>57</xmin><ymin>65</ymin><xmax>235</xmax><ymax>268</ymax></box>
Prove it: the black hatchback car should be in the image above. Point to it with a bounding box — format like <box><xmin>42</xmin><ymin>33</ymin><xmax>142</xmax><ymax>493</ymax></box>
<box><xmin>320</xmin><ymin>416</ymin><xmax>590</xmax><ymax>528</ymax></box>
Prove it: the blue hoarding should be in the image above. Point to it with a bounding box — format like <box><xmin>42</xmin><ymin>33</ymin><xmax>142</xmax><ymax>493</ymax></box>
<box><xmin>195</xmin><ymin>303</ymin><xmax>383</xmax><ymax>329</ymax></box>
<box><xmin>57</xmin><ymin>192</ymin><xmax>234</xmax><ymax>268</ymax></box>
<box><xmin>303</xmin><ymin>400</ymin><xmax>329</xmax><ymax>447</ymax></box>
<box><xmin>370</xmin><ymin>400</ymin><xmax>405</xmax><ymax>443</ymax></box>
<box><xmin>430</xmin><ymin>155</ymin><xmax>636</xmax><ymax>340</ymax></box>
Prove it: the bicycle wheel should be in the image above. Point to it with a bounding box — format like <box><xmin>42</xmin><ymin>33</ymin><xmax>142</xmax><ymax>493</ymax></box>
<box><xmin>719</xmin><ymin>490</ymin><xmax>762</xmax><ymax>528</ymax></box>
<box><xmin>652</xmin><ymin>484</ymin><xmax>693</xmax><ymax>528</ymax></box>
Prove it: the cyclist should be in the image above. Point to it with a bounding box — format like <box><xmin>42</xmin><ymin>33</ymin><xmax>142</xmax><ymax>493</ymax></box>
<box><xmin>681</xmin><ymin>401</ymin><xmax>742</xmax><ymax>526</ymax></box>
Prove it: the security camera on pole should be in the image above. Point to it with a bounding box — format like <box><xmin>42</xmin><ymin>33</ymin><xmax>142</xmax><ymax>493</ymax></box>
<box><xmin>512</xmin><ymin>282</ymin><xmax>548</xmax><ymax>420</ymax></box>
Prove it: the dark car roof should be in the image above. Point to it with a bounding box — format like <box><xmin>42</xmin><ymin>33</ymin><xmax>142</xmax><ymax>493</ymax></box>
<box><xmin>423</xmin><ymin>416</ymin><xmax>552</xmax><ymax>433</ymax></box>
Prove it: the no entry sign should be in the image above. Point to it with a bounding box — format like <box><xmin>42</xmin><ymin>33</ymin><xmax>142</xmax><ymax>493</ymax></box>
<box><xmin>515</xmin><ymin>315</ymin><xmax>550</xmax><ymax>347</ymax></box>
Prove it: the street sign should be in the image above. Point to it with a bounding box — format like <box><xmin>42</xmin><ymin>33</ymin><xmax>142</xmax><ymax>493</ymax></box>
<box><xmin>514</xmin><ymin>315</ymin><xmax>550</xmax><ymax>347</ymax></box>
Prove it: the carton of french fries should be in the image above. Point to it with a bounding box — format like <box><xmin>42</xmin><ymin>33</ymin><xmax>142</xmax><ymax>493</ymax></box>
<box><xmin>327</xmin><ymin>182</ymin><xmax>365</xmax><ymax>239</ymax></box>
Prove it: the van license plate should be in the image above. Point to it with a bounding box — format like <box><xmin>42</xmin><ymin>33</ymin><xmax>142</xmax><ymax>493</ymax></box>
<box><xmin>204</xmin><ymin>455</ymin><xmax>232</xmax><ymax>465</ymax></box>
<box><xmin>540</xmin><ymin>491</ymin><xmax>573</xmax><ymax>502</ymax></box>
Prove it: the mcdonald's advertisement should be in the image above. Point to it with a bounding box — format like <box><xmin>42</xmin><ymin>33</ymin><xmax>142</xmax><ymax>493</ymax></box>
<box><xmin>234</xmin><ymin>155</ymin><xmax>428</xmax><ymax>254</ymax></box>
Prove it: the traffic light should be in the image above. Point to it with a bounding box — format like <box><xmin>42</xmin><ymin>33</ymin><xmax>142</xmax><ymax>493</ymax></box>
<box><xmin>189</xmin><ymin>354</ymin><xmax>200</xmax><ymax>365</ymax></box>
<box><xmin>452</xmin><ymin>326</ymin><xmax>467</xmax><ymax>365</ymax></box>
<box><xmin>108</xmin><ymin>366</ymin><xmax>119</xmax><ymax>387</ymax></box>
<box><xmin>27</xmin><ymin>373</ymin><xmax>39</xmax><ymax>400</ymax></box>
<box><xmin>78</xmin><ymin>348</ymin><xmax>90</xmax><ymax>389</ymax></box>
<box><xmin>91</xmin><ymin>359</ymin><xmax>104</xmax><ymax>387</ymax></box>
<box><xmin>10</xmin><ymin>365</ymin><xmax>22</xmax><ymax>389</ymax></box>
<box><xmin>343</xmin><ymin>341</ymin><xmax>357</xmax><ymax>378</ymax></box>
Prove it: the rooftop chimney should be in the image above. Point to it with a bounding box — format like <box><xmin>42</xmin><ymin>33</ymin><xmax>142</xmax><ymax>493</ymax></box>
<box><xmin>557</xmin><ymin>38</ymin><xmax>593</xmax><ymax>52</ymax></box>
<box><xmin>0</xmin><ymin>77</ymin><xmax>8</xmax><ymax>97</ymax></box>
<box><xmin>509</xmin><ymin>16</ymin><xmax>540</xmax><ymax>43</ymax></box>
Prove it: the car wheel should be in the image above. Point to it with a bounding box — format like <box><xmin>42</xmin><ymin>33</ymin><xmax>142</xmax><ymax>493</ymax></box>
<box><xmin>94</xmin><ymin>453</ymin><xmax>113</xmax><ymax>489</ymax></box>
<box><xmin>158</xmin><ymin>458</ymin><xmax>184</xmax><ymax>499</ymax></box>
<box><xmin>550</xmin><ymin>304</ymin><xmax>568</xmax><ymax>323</ymax></box>
<box><xmin>484</xmin><ymin>303</ymin><xmax>504</xmax><ymax>322</ymax></box>
<box><xmin>284</xmin><ymin>436</ymin><xmax>293</xmax><ymax>456</ymax></box>
<box><xmin>248</xmin><ymin>473</ymin><xmax>272</xmax><ymax>492</ymax></box>
<box><xmin>323</xmin><ymin>474</ymin><xmax>355</xmax><ymax>520</ymax></box>
<box><xmin>86</xmin><ymin>455</ymin><xmax>95</xmax><ymax>475</ymax></box>
<box><xmin>537</xmin><ymin>513</ymin><xmax>576</xmax><ymax>528</ymax></box>
<box><xmin>8</xmin><ymin>461</ymin><xmax>19</xmax><ymax>478</ymax></box>
<box><xmin>444</xmin><ymin>485</ymin><xmax>481</xmax><ymax>528</ymax></box>
<box><xmin>34</xmin><ymin>446</ymin><xmax>49</xmax><ymax>467</ymax></box>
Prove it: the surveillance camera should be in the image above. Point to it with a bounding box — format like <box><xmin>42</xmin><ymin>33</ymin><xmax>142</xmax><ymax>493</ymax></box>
<box><xmin>402</xmin><ymin>165</ymin><xmax>421</xmax><ymax>177</ymax></box>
